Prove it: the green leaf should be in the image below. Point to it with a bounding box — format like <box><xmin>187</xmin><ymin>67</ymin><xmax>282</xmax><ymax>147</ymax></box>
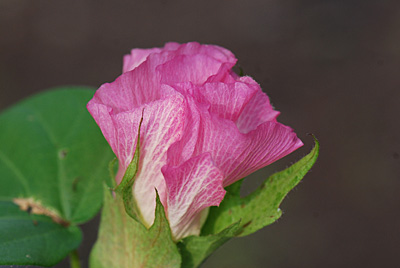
<box><xmin>0</xmin><ymin>88</ymin><xmax>114</xmax><ymax>265</ymax></box>
<box><xmin>0</xmin><ymin>201</ymin><xmax>82</xmax><ymax>266</ymax></box>
<box><xmin>178</xmin><ymin>221</ymin><xmax>241</xmax><ymax>268</ymax></box>
<box><xmin>90</xmin><ymin>186</ymin><xmax>181</xmax><ymax>268</ymax></box>
<box><xmin>202</xmin><ymin>137</ymin><xmax>319</xmax><ymax>237</ymax></box>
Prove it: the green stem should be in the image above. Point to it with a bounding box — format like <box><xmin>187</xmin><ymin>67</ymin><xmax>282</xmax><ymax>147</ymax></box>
<box><xmin>69</xmin><ymin>249</ymin><xmax>81</xmax><ymax>268</ymax></box>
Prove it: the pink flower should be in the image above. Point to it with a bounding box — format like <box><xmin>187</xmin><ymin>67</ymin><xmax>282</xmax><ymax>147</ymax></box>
<box><xmin>87</xmin><ymin>42</ymin><xmax>303</xmax><ymax>240</ymax></box>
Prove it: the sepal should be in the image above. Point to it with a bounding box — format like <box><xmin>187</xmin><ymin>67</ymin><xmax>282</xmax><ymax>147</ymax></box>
<box><xmin>90</xmin><ymin>186</ymin><xmax>181</xmax><ymax>268</ymax></box>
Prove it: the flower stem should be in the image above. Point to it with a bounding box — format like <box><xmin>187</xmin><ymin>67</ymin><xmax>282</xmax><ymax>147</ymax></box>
<box><xmin>69</xmin><ymin>249</ymin><xmax>81</xmax><ymax>268</ymax></box>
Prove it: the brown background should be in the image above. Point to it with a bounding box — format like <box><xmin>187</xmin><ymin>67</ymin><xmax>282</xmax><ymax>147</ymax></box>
<box><xmin>1</xmin><ymin>0</ymin><xmax>400</xmax><ymax>267</ymax></box>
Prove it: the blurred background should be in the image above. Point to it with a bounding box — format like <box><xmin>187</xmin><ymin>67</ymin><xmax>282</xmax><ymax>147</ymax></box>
<box><xmin>1</xmin><ymin>0</ymin><xmax>399</xmax><ymax>267</ymax></box>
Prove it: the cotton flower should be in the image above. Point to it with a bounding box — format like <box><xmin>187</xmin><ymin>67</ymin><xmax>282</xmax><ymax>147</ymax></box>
<box><xmin>87</xmin><ymin>42</ymin><xmax>302</xmax><ymax>240</ymax></box>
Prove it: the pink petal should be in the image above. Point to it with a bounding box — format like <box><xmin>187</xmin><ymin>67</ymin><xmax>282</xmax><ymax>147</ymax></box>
<box><xmin>88</xmin><ymin>89</ymin><xmax>186</xmax><ymax>174</ymax></box>
<box><xmin>196</xmin><ymin>81</ymin><xmax>258</xmax><ymax>122</ymax></box>
<box><xmin>110</xmin><ymin>109</ymin><xmax>143</xmax><ymax>175</ymax></box>
<box><xmin>162</xmin><ymin>153</ymin><xmax>226</xmax><ymax>240</ymax></box>
<box><xmin>166</xmin><ymin>94</ymin><xmax>202</xmax><ymax>166</ymax></box>
<box><xmin>87</xmin><ymin>61</ymin><xmax>180</xmax><ymax>167</ymax></box>
<box><xmin>205</xmin><ymin>63</ymin><xmax>240</xmax><ymax>83</ymax></box>
<box><xmin>122</xmin><ymin>47</ymin><xmax>163</xmax><ymax>73</ymax></box>
<box><xmin>89</xmin><ymin>64</ymin><xmax>161</xmax><ymax>114</ymax></box>
<box><xmin>235</xmin><ymin>76</ymin><xmax>280</xmax><ymax>133</ymax></box>
<box><xmin>88</xmin><ymin>82</ymin><xmax>188</xmax><ymax>226</ymax></box>
<box><xmin>122</xmin><ymin>41</ymin><xmax>237</xmax><ymax>80</ymax></box>
<box><xmin>171</xmin><ymin>42</ymin><xmax>236</xmax><ymax>64</ymax></box>
<box><xmin>223</xmin><ymin>121</ymin><xmax>304</xmax><ymax>186</ymax></box>
<box><xmin>194</xmin><ymin>112</ymin><xmax>303</xmax><ymax>187</ymax></box>
<box><xmin>128</xmin><ymin>92</ymin><xmax>187</xmax><ymax>226</ymax></box>
<box><xmin>157</xmin><ymin>54</ymin><xmax>231</xmax><ymax>85</ymax></box>
<box><xmin>157</xmin><ymin>42</ymin><xmax>237</xmax><ymax>85</ymax></box>
<box><xmin>89</xmin><ymin>49</ymin><xmax>187</xmax><ymax>114</ymax></box>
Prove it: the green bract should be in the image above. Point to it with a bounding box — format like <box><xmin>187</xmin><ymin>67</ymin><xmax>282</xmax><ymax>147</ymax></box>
<box><xmin>202</xmin><ymin>137</ymin><xmax>319</xmax><ymax>237</ymax></box>
<box><xmin>90</xmin><ymin>186</ymin><xmax>181</xmax><ymax>268</ymax></box>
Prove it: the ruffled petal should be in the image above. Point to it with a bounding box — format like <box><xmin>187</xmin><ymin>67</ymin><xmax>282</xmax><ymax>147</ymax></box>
<box><xmin>123</xmin><ymin>47</ymin><xmax>163</xmax><ymax>73</ymax></box>
<box><xmin>157</xmin><ymin>54</ymin><xmax>230</xmax><ymax>85</ymax></box>
<box><xmin>156</xmin><ymin>42</ymin><xmax>237</xmax><ymax>86</ymax></box>
<box><xmin>166</xmin><ymin>94</ymin><xmax>201</xmax><ymax>166</ymax></box>
<box><xmin>196</xmin><ymin>81</ymin><xmax>258</xmax><ymax>121</ymax></box>
<box><xmin>172</xmin><ymin>42</ymin><xmax>236</xmax><ymax>64</ymax></box>
<box><xmin>162</xmin><ymin>153</ymin><xmax>226</xmax><ymax>240</ymax></box>
<box><xmin>223</xmin><ymin>121</ymin><xmax>303</xmax><ymax>186</ymax></box>
<box><xmin>205</xmin><ymin>63</ymin><xmax>239</xmax><ymax>83</ymax></box>
<box><xmin>89</xmin><ymin>64</ymin><xmax>161</xmax><ymax>114</ymax></box>
<box><xmin>194</xmin><ymin>112</ymin><xmax>303</xmax><ymax>187</ymax></box>
<box><xmin>122</xmin><ymin>42</ymin><xmax>237</xmax><ymax>89</ymax></box>
<box><xmin>235</xmin><ymin>77</ymin><xmax>280</xmax><ymax>133</ymax></box>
